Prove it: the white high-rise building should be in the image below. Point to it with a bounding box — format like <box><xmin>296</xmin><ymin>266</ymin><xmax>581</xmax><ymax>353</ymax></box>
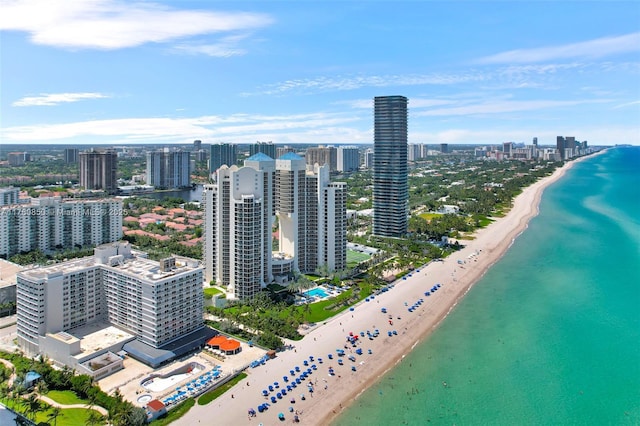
<box><xmin>364</xmin><ymin>149</ymin><xmax>374</xmax><ymax>169</ymax></box>
<box><xmin>16</xmin><ymin>242</ymin><xmax>204</xmax><ymax>369</ymax></box>
<box><xmin>408</xmin><ymin>144</ymin><xmax>421</xmax><ymax>162</ymax></box>
<box><xmin>0</xmin><ymin>187</ymin><xmax>20</xmax><ymax>206</ymax></box>
<box><xmin>146</xmin><ymin>149</ymin><xmax>191</xmax><ymax>189</ymax></box>
<box><xmin>317</xmin><ymin>170</ymin><xmax>346</xmax><ymax>272</ymax></box>
<box><xmin>203</xmin><ymin>152</ymin><xmax>346</xmax><ymax>300</ymax></box>
<box><xmin>0</xmin><ymin>197</ymin><xmax>123</xmax><ymax>258</ymax></box>
<box><xmin>337</xmin><ymin>146</ymin><xmax>360</xmax><ymax>172</ymax></box>
<box><xmin>203</xmin><ymin>154</ymin><xmax>273</xmax><ymax>300</ymax></box>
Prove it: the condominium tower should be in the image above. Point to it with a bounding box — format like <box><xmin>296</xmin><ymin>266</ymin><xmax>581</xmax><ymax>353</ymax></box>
<box><xmin>209</xmin><ymin>143</ymin><xmax>237</xmax><ymax>173</ymax></box>
<box><xmin>146</xmin><ymin>149</ymin><xmax>191</xmax><ymax>189</ymax></box>
<box><xmin>79</xmin><ymin>149</ymin><xmax>118</xmax><ymax>194</ymax></box>
<box><xmin>16</xmin><ymin>242</ymin><xmax>204</xmax><ymax>369</ymax></box>
<box><xmin>305</xmin><ymin>146</ymin><xmax>337</xmax><ymax>172</ymax></box>
<box><xmin>337</xmin><ymin>146</ymin><xmax>360</xmax><ymax>172</ymax></box>
<box><xmin>0</xmin><ymin>187</ymin><xmax>20</xmax><ymax>206</ymax></box>
<box><xmin>250</xmin><ymin>141</ymin><xmax>277</xmax><ymax>159</ymax></box>
<box><xmin>373</xmin><ymin>95</ymin><xmax>408</xmax><ymax>237</ymax></box>
<box><xmin>203</xmin><ymin>153</ymin><xmax>346</xmax><ymax>300</ymax></box>
<box><xmin>0</xmin><ymin>197</ymin><xmax>123</xmax><ymax>258</ymax></box>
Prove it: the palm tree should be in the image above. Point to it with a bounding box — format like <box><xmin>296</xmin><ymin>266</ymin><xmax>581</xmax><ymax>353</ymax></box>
<box><xmin>7</xmin><ymin>386</ymin><xmax>19</xmax><ymax>410</ymax></box>
<box><xmin>14</xmin><ymin>414</ymin><xmax>30</xmax><ymax>426</ymax></box>
<box><xmin>47</xmin><ymin>406</ymin><xmax>62</xmax><ymax>426</ymax></box>
<box><xmin>85</xmin><ymin>410</ymin><xmax>105</xmax><ymax>426</ymax></box>
<box><xmin>26</xmin><ymin>393</ymin><xmax>41</xmax><ymax>421</ymax></box>
<box><xmin>35</xmin><ymin>379</ymin><xmax>48</xmax><ymax>399</ymax></box>
<box><xmin>0</xmin><ymin>382</ymin><xmax>8</xmax><ymax>403</ymax></box>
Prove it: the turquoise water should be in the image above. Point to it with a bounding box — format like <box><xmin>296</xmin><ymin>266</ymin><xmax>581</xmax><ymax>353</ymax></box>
<box><xmin>334</xmin><ymin>147</ymin><xmax>640</xmax><ymax>425</ymax></box>
<box><xmin>305</xmin><ymin>287</ymin><xmax>329</xmax><ymax>298</ymax></box>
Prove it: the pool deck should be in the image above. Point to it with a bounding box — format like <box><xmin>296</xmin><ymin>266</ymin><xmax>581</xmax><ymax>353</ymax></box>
<box><xmin>97</xmin><ymin>342</ymin><xmax>267</xmax><ymax>407</ymax></box>
<box><xmin>298</xmin><ymin>285</ymin><xmax>347</xmax><ymax>304</ymax></box>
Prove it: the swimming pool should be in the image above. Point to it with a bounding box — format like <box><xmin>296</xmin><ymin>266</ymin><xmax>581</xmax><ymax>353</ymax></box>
<box><xmin>304</xmin><ymin>287</ymin><xmax>329</xmax><ymax>298</ymax></box>
<box><xmin>141</xmin><ymin>362</ymin><xmax>204</xmax><ymax>393</ymax></box>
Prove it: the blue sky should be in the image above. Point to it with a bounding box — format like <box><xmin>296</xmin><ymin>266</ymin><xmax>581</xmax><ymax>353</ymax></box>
<box><xmin>1</xmin><ymin>0</ymin><xmax>639</xmax><ymax>146</ymax></box>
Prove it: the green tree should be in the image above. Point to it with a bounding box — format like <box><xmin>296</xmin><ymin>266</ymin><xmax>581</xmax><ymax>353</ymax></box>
<box><xmin>26</xmin><ymin>393</ymin><xmax>41</xmax><ymax>421</ymax></box>
<box><xmin>85</xmin><ymin>410</ymin><xmax>105</xmax><ymax>426</ymax></box>
<box><xmin>48</xmin><ymin>407</ymin><xmax>62</xmax><ymax>426</ymax></box>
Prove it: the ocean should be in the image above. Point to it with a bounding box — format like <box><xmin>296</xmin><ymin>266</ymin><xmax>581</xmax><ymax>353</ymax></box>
<box><xmin>333</xmin><ymin>146</ymin><xmax>640</xmax><ymax>425</ymax></box>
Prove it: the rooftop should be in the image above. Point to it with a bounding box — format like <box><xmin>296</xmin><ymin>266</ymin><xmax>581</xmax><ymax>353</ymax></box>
<box><xmin>46</xmin><ymin>322</ymin><xmax>136</xmax><ymax>356</ymax></box>
<box><xmin>0</xmin><ymin>259</ymin><xmax>23</xmax><ymax>287</ymax></box>
<box><xmin>278</xmin><ymin>152</ymin><xmax>304</xmax><ymax>161</ymax></box>
<box><xmin>19</xmin><ymin>257</ymin><xmax>98</xmax><ymax>281</ymax></box>
<box><xmin>246</xmin><ymin>152</ymin><xmax>274</xmax><ymax>162</ymax></box>
<box><xmin>18</xmin><ymin>249</ymin><xmax>201</xmax><ymax>284</ymax></box>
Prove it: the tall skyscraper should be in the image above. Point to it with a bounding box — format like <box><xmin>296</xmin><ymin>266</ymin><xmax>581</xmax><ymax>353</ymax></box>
<box><xmin>7</xmin><ymin>152</ymin><xmax>28</xmax><ymax>166</ymax></box>
<box><xmin>337</xmin><ymin>146</ymin><xmax>360</xmax><ymax>172</ymax></box>
<box><xmin>203</xmin><ymin>155</ymin><xmax>274</xmax><ymax>300</ymax></box>
<box><xmin>193</xmin><ymin>139</ymin><xmax>202</xmax><ymax>151</ymax></box>
<box><xmin>276</xmin><ymin>146</ymin><xmax>296</xmax><ymax>159</ymax></box>
<box><xmin>373</xmin><ymin>95</ymin><xmax>408</xmax><ymax>237</ymax></box>
<box><xmin>79</xmin><ymin>149</ymin><xmax>118</xmax><ymax>194</ymax></box>
<box><xmin>556</xmin><ymin>136</ymin><xmax>566</xmax><ymax>159</ymax></box>
<box><xmin>503</xmin><ymin>142</ymin><xmax>514</xmax><ymax>156</ymax></box>
<box><xmin>64</xmin><ymin>148</ymin><xmax>79</xmax><ymax>164</ymax></box>
<box><xmin>209</xmin><ymin>143</ymin><xmax>237</xmax><ymax>173</ymax></box>
<box><xmin>146</xmin><ymin>149</ymin><xmax>191</xmax><ymax>189</ymax></box>
<box><xmin>203</xmin><ymin>152</ymin><xmax>346</xmax><ymax>299</ymax></box>
<box><xmin>364</xmin><ymin>149</ymin><xmax>374</xmax><ymax>169</ymax></box>
<box><xmin>250</xmin><ymin>141</ymin><xmax>277</xmax><ymax>159</ymax></box>
<box><xmin>305</xmin><ymin>146</ymin><xmax>337</xmax><ymax>172</ymax></box>
<box><xmin>408</xmin><ymin>144</ymin><xmax>421</xmax><ymax>162</ymax></box>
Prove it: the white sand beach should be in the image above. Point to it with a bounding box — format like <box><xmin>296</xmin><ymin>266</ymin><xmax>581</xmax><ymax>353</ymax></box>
<box><xmin>174</xmin><ymin>154</ymin><xmax>599</xmax><ymax>426</ymax></box>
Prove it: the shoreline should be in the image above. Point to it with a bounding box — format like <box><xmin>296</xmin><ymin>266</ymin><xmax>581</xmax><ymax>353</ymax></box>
<box><xmin>174</xmin><ymin>153</ymin><xmax>603</xmax><ymax>426</ymax></box>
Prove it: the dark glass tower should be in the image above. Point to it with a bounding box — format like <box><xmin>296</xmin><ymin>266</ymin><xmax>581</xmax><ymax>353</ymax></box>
<box><xmin>373</xmin><ymin>95</ymin><xmax>408</xmax><ymax>237</ymax></box>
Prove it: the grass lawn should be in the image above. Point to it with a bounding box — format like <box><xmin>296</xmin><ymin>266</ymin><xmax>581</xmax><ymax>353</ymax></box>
<box><xmin>149</xmin><ymin>398</ymin><xmax>195</xmax><ymax>426</ymax></box>
<box><xmin>473</xmin><ymin>215</ymin><xmax>494</xmax><ymax>227</ymax></box>
<box><xmin>1</xmin><ymin>397</ymin><xmax>105</xmax><ymax>426</ymax></box>
<box><xmin>204</xmin><ymin>287</ymin><xmax>224</xmax><ymax>298</ymax></box>
<box><xmin>293</xmin><ymin>289</ymin><xmax>355</xmax><ymax>323</ymax></box>
<box><xmin>43</xmin><ymin>407</ymin><xmax>105</xmax><ymax>426</ymax></box>
<box><xmin>420</xmin><ymin>212</ymin><xmax>443</xmax><ymax>221</ymax></box>
<box><xmin>198</xmin><ymin>373</ymin><xmax>247</xmax><ymax>405</ymax></box>
<box><xmin>46</xmin><ymin>389</ymin><xmax>88</xmax><ymax>405</ymax></box>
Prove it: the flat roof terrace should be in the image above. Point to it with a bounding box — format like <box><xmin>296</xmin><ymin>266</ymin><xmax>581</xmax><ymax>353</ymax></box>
<box><xmin>0</xmin><ymin>259</ymin><xmax>23</xmax><ymax>287</ymax></box>
<box><xmin>68</xmin><ymin>322</ymin><xmax>135</xmax><ymax>356</ymax></box>
<box><xmin>105</xmin><ymin>256</ymin><xmax>201</xmax><ymax>283</ymax></box>
<box><xmin>18</xmin><ymin>257</ymin><xmax>97</xmax><ymax>280</ymax></box>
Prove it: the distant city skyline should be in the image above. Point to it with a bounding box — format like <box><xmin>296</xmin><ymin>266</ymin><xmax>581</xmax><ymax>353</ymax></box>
<box><xmin>1</xmin><ymin>1</ymin><xmax>639</xmax><ymax>146</ymax></box>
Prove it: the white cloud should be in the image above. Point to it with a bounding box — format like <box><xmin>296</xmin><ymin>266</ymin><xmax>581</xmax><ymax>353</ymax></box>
<box><xmin>242</xmin><ymin>72</ymin><xmax>490</xmax><ymax>96</ymax></box>
<box><xmin>613</xmin><ymin>100</ymin><xmax>640</xmax><ymax>109</ymax></box>
<box><xmin>242</xmin><ymin>62</ymin><xmax>603</xmax><ymax>97</ymax></box>
<box><xmin>478</xmin><ymin>32</ymin><xmax>640</xmax><ymax>64</ymax></box>
<box><xmin>414</xmin><ymin>99</ymin><xmax>610</xmax><ymax>117</ymax></box>
<box><xmin>0</xmin><ymin>0</ymin><xmax>273</xmax><ymax>50</ymax></box>
<box><xmin>172</xmin><ymin>34</ymin><xmax>252</xmax><ymax>57</ymax></box>
<box><xmin>12</xmin><ymin>92</ymin><xmax>110</xmax><ymax>107</ymax></box>
<box><xmin>1</xmin><ymin>112</ymin><xmax>364</xmax><ymax>143</ymax></box>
